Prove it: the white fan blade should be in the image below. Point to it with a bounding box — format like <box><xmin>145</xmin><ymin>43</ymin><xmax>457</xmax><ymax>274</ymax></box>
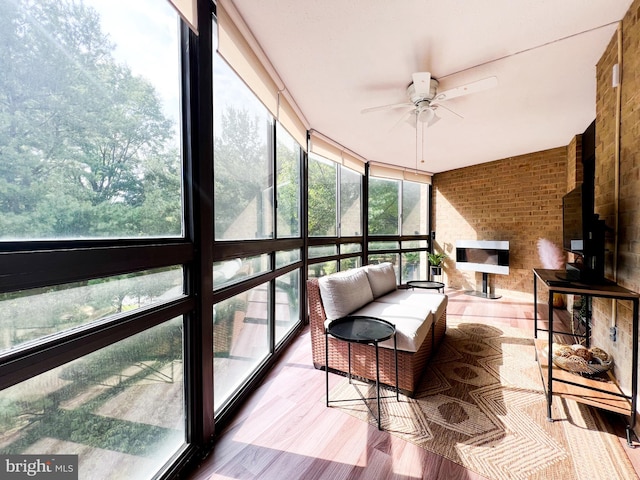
<box><xmin>433</xmin><ymin>102</ymin><xmax>463</xmax><ymax>119</ymax></box>
<box><xmin>361</xmin><ymin>102</ymin><xmax>413</xmax><ymax>114</ymax></box>
<box><xmin>434</xmin><ymin>76</ymin><xmax>498</xmax><ymax>102</ymax></box>
<box><xmin>391</xmin><ymin>109</ymin><xmax>415</xmax><ymax>130</ymax></box>
<box><xmin>411</xmin><ymin>72</ymin><xmax>432</xmax><ymax>97</ymax></box>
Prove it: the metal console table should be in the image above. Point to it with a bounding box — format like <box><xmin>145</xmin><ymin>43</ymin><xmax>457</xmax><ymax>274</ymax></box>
<box><xmin>325</xmin><ymin>315</ymin><xmax>398</xmax><ymax>430</ymax></box>
<box><xmin>533</xmin><ymin>268</ymin><xmax>640</xmax><ymax>445</ymax></box>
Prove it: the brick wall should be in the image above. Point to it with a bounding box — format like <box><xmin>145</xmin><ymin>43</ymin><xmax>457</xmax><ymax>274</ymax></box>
<box><xmin>591</xmin><ymin>0</ymin><xmax>640</xmax><ymax>402</ymax></box>
<box><xmin>432</xmin><ymin>147</ymin><xmax>567</xmax><ymax>298</ymax></box>
<box><xmin>431</xmin><ymin>0</ymin><xmax>640</xmax><ymax>410</ymax></box>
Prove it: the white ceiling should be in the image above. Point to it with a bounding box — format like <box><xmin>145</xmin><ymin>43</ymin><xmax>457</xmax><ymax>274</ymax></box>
<box><xmin>229</xmin><ymin>0</ymin><xmax>632</xmax><ymax>174</ymax></box>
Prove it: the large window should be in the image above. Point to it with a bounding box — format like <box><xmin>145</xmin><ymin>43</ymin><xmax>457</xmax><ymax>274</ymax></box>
<box><xmin>214</xmin><ymin>60</ymin><xmax>273</xmax><ymax>241</ymax></box>
<box><xmin>368</xmin><ymin>177</ymin><xmax>400</xmax><ymax>235</ymax></box>
<box><xmin>213</xmin><ymin>285</ymin><xmax>270</xmax><ymax>410</ymax></box>
<box><xmin>0</xmin><ymin>2</ymin><xmax>189</xmax><ymax>479</ymax></box>
<box><xmin>0</xmin><ymin>268</ymin><xmax>183</xmax><ymax>354</ymax></box>
<box><xmin>212</xmin><ymin>50</ymin><xmax>303</xmax><ymax>416</ymax></box>
<box><xmin>307</xmin><ymin>153</ymin><xmax>364</xmax><ymax>278</ymax></box>
<box><xmin>340</xmin><ymin>167</ymin><xmax>362</xmax><ymax>236</ymax></box>
<box><xmin>276</xmin><ymin>124</ymin><xmax>301</xmax><ymax>238</ymax></box>
<box><xmin>308</xmin><ymin>154</ymin><xmax>337</xmax><ymax>237</ymax></box>
<box><xmin>402</xmin><ymin>181</ymin><xmax>429</xmax><ymax>236</ymax></box>
<box><xmin>0</xmin><ymin>0</ymin><xmax>183</xmax><ymax>240</ymax></box>
<box><xmin>368</xmin><ymin>178</ymin><xmax>431</xmax><ymax>284</ymax></box>
<box><xmin>0</xmin><ymin>317</ymin><xmax>185</xmax><ymax>480</ymax></box>
<box><xmin>308</xmin><ymin>154</ymin><xmax>363</xmax><ymax>239</ymax></box>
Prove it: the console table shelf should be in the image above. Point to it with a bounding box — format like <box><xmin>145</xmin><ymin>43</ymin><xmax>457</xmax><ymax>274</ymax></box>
<box><xmin>533</xmin><ymin>268</ymin><xmax>640</xmax><ymax>446</ymax></box>
<box><xmin>534</xmin><ymin>339</ymin><xmax>631</xmax><ymax>416</ymax></box>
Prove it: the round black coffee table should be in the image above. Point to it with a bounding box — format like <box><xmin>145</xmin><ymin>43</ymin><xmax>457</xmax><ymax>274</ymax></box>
<box><xmin>325</xmin><ymin>315</ymin><xmax>398</xmax><ymax>430</ymax></box>
<box><xmin>407</xmin><ymin>280</ymin><xmax>445</xmax><ymax>293</ymax></box>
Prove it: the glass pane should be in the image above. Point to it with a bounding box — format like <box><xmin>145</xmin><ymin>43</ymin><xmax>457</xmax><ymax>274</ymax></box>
<box><xmin>340</xmin><ymin>243</ymin><xmax>362</xmax><ymax>254</ymax></box>
<box><xmin>0</xmin><ymin>1</ymin><xmax>183</xmax><ymax>240</ymax></box>
<box><xmin>402</xmin><ymin>181</ymin><xmax>429</xmax><ymax>236</ymax></box>
<box><xmin>213</xmin><ymin>285</ymin><xmax>270</xmax><ymax>411</ymax></box>
<box><xmin>369</xmin><ymin>241</ymin><xmax>399</xmax><ymax>251</ymax></box>
<box><xmin>275</xmin><ymin>270</ymin><xmax>300</xmax><ymax>345</ymax></box>
<box><xmin>368</xmin><ymin>254</ymin><xmax>399</xmax><ymax>283</ymax></box>
<box><xmin>402</xmin><ymin>240</ymin><xmax>429</xmax><ymax>249</ymax></box>
<box><xmin>275</xmin><ymin>249</ymin><xmax>301</xmax><ymax>269</ymax></box>
<box><xmin>214</xmin><ymin>58</ymin><xmax>273</xmax><ymax>240</ymax></box>
<box><xmin>368</xmin><ymin>178</ymin><xmax>399</xmax><ymax>235</ymax></box>
<box><xmin>213</xmin><ymin>254</ymin><xmax>270</xmax><ymax>290</ymax></box>
<box><xmin>276</xmin><ymin>124</ymin><xmax>301</xmax><ymax>238</ymax></box>
<box><xmin>308</xmin><ymin>155</ymin><xmax>337</xmax><ymax>237</ymax></box>
<box><xmin>308</xmin><ymin>261</ymin><xmax>338</xmax><ymax>279</ymax></box>
<box><xmin>308</xmin><ymin>245</ymin><xmax>337</xmax><ymax>259</ymax></box>
<box><xmin>0</xmin><ymin>267</ymin><xmax>183</xmax><ymax>354</ymax></box>
<box><xmin>0</xmin><ymin>317</ymin><xmax>185</xmax><ymax>479</ymax></box>
<box><xmin>340</xmin><ymin>257</ymin><xmax>362</xmax><ymax>271</ymax></box>
<box><xmin>402</xmin><ymin>251</ymin><xmax>428</xmax><ymax>283</ymax></box>
<box><xmin>340</xmin><ymin>167</ymin><xmax>362</xmax><ymax>236</ymax></box>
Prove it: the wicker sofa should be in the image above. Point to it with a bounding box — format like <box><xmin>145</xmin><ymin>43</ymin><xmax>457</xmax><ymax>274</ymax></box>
<box><xmin>307</xmin><ymin>263</ymin><xmax>447</xmax><ymax>396</ymax></box>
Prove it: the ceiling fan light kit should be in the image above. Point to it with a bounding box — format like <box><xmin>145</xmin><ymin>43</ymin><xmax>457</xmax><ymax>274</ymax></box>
<box><xmin>362</xmin><ymin>72</ymin><xmax>498</xmax><ymax>127</ymax></box>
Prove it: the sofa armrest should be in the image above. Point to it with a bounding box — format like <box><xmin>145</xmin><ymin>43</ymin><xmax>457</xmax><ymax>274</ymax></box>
<box><xmin>307</xmin><ymin>278</ymin><xmax>329</xmax><ymax>367</ymax></box>
<box><xmin>307</xmin><ymin>278</ymin><xmax>327</xmax><ymax>326</ymax></box>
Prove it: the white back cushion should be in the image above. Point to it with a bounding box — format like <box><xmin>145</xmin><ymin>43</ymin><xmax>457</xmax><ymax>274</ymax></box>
<box><xmin>318</xmin><ymin>268</ymin><xmax>374</xmax><ymax>320</ymax></box>
<box><xmin>364</xmin><ymin>262</ymin><xmax>397</xmax><ymax>298</ymax></box>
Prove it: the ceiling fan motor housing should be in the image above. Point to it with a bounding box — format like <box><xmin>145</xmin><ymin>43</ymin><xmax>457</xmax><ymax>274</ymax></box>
<box><xmin>407</xmin><ymin>78</ymin><xmax>439</xmax><ymax>104</ymax></box>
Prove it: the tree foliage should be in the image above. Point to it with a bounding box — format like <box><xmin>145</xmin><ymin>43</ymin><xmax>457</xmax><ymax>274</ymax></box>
<box><xmin>0</xmin><ymin>0</ymin><xmax>181</xmax><ymax>238</ymax></box>
<box><xmin>213</xmin><ymin>108</ymin><xmax>271</xmax><ymax>239</ymax></box>
<box><xmin>308</xmin><ymin>157</ymin><xmax>336</xmax><ymax>236</ymax></box>
<box><xmin>368</xmin><ymin>177</ymin><xmax>399</xmax><ymax>235</ymax></box>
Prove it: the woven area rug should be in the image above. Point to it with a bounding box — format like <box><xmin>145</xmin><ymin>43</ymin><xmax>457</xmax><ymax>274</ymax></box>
<box><xmin>329</xmin><ymin>320</ymin><xmax>638</xmax><ymax>480</ymax></box>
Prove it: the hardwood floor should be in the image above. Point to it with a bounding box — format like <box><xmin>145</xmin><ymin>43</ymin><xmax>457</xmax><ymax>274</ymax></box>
<box><xmin>186</xmin><ymin>289</ymin><xmax>640</xmax><ymax>480</ymax></box>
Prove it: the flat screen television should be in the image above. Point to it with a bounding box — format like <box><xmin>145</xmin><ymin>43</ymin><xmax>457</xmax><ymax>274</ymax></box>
<box><xmin>455</xmin><ymin>240</ymin><xmax>509</xmax><ymax>275</ymax></box>
<box><xmin>562</xmin><ymin>186</ymin><xmax>583</xmax><ymax>253</ymax></box>
<box><xmin>561</xmin><ymin>183</ymin><xmax>605</xmax><ymax>282</ymax></box>
<box><xmin>455</xmin><ymin>240</ymin><xmax>509</xmax><ymax>299</ymax></box>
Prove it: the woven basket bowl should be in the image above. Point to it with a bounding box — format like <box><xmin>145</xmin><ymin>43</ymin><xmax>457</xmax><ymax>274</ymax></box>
<box><xmin>551</xmin><ymin>346</ymin><xmax>613</xmax><ymax>375</ymax></box>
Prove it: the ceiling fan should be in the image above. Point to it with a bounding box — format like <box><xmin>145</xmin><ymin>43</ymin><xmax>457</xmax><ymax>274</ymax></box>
<box><xmin>361</xmin><ymin>72</ymin><xmax>498</xmax><ymax>128</ymax></box>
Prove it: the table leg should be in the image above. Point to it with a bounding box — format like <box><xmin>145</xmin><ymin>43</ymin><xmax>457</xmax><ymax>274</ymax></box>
<box><xmin>547</xmin><ymin>290</ymin><xmax>554</xmax><ymax>422</ymax></box>
<box><xmin>630</xmin><ymin>298</ymin><xmax>639</xmax><ymax>446</ymax></box>
<box><xmin>348</xmin><ymin>343</ymin><xmax>352</xmax><ymax>384</ymax></box>
<box><xmin>585</xmin><ymin>297</ymin><xmax>591</xmax><ymax>348</ymax></box>
<box><xmin>394</xmin><ymin>334</ymin><xmax>399</xmax><ymax>401</ymax></box>
<box><xmin>325</xmin><ymin>328</ymin><xmax>329</xmax><ymax>407</ymax></box>
<box><xmin>533</xmin><ymin>273</ymin><xmax>538</xmax><ymax>339</ymax></box>
<box><xmin>375</xmin><ymin>342</ymin><xmax>381</xmax><ymax>430</ymax></box>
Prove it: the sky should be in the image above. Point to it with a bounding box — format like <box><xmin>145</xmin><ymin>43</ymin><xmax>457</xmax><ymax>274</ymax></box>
<box><xmin>81</xmin><ymin>0</ymin><xmax>275</xmax><ymax>143</ymax></box>
<box><xmin>83</xmin><ymin>0</ymin><xmax>182</xmax><ymax>126</ymax></box>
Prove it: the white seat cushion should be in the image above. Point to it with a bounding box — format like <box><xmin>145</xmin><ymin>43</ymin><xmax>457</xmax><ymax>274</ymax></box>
<box><xmin>325</xmin><ymin>301</ymin><xmax>433</xmax><ymax>353</ymax></box>
<box><xmin>375</xmin><ymin>289</ymin><xmax>448</xmax><ymax>320</ymax></box>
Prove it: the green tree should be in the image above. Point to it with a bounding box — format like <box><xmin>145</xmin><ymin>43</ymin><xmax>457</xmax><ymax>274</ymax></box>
<box><xmin>0</xmin><ymin>0</ymin><xmax>181</xmax><ymax>238</ymax></box>
<box><xmin>213</xmin><ymin>108</ymin><xmax>271</xmax><ymax>239</ymax></box>
<box><xmin>276</xmin><ymin>132</ymin><xmax>301</xmax><ymax>237</ymax></box>
<box><xmin>308</xmin><ymin>157</ymin><xmax>336</xmax><ymax>236</ymax></box>
<box><xmin>368</xmin><ymin>178</ymin><xmax>399</xmax><ymax>235</ymax></box>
